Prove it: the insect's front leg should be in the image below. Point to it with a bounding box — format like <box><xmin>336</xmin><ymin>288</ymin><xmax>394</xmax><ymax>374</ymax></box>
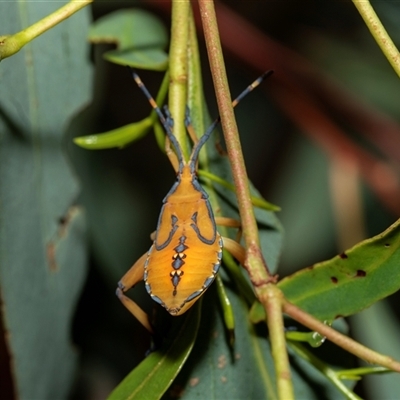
<box><xmin>222</xmin><ymin>237</ymin><xmax>245</xmax><ymax>265</ymax></box>
<box><xmin>214</xmin><ymin>216</ymin><xmax>245</xmax><ymax>264</ymax></box>
<box><xmin>216</xmin><ymin>216</ymin><xmax>242</xmax><ymax>243</ymax></box>
<box><xmin>116</xmin><ymin>252</ymin><xmax>154</xmax><ymax>333</ymax></box>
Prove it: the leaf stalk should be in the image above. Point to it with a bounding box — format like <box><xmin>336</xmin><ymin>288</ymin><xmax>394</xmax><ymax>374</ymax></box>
<box><xmin>0</xmin><ymin>0</ymin><xmax>92</xmax><ymax>61</ymax></box>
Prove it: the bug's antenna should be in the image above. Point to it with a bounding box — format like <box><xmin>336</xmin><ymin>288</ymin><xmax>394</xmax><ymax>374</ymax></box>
<box><xmin>189</xmin><ymin>70</ymin><xmax>273</xmax><ymax>172</ymax></box>
<box><xmin>130</xmin><ymin>69</ymin><xmax>184</xmax><ymax>169</ymax></box>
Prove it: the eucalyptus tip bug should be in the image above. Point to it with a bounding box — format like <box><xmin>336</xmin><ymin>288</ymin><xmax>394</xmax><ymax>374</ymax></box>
<box><xmin>117</xmin><ymin>69</ymin><xmax>273</xmax><ymax>332</ymax></box>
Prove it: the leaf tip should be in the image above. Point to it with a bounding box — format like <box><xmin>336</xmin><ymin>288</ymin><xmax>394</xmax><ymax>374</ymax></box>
<box><xmin>73</xmin><ymin>135</ymin><xmax>99</xmax><ymax>149</ymax></box>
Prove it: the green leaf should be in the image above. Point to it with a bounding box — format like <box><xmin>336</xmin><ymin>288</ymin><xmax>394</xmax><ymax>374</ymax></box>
<box><xmin>104</xmin><ymin>48</ymin><xmax>168</xmax><ymax>71</ymax></box>
<box><xmin>278</xmin><ymin>218</ymin><xmax>400</xmax><ymax>321</ymax></box>
<box><xmin>89</xmin><ymin>9</ymin><xmax>168</xmax><ymax>71</ymax></box>
<box><xmin>74</xmin><ymin>117</ymin><xmax>153</xmax><ymax>149</ymax></box>
<box><xmin>0</xmin><ymin>3</ymin><xmax>91</xmax><ymax>399</ymax></box>
<box><xmin>108</xmin><ymin>305</ymin><xmax>201</xmax><ymax>400</ymax></box>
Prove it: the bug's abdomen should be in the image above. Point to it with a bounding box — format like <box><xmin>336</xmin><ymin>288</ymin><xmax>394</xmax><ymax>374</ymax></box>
<box><xmin>144</xmin><ymin>227</ymin><xmax>223</xmax><ymax>315</ymax></box>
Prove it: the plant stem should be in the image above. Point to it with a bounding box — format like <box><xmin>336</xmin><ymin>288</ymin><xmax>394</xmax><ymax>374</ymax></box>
<box><xmin>288</xmin><ymin>342</ymin><xmax>362</xmax><ymax>400</ymax></box>
<box><xmin>197</xmin><ymin>1</ymin><xmax>293</xmax><ymax>398</ymax></box>
<box><xmin>197</xmin><ymin>1</ymin><xmax>271</xmax><ymax>282</ymax></box>
<box><xmin>0</xmin><ymin>0</ymin><xmax>92</xmax><ymax>61</ymax></box>
<box><xmin>187</xmin><ymin>9</ymin><xmax>206</xmax><ymax>141</ymax></box>
<box><xmin>283</xmin><ymin>300</ymin><xmax>400</xmax><ymax>372</ymax></box>
<box><xmin>336</xmin><ymin>366</ymin><xmax>390</xmax><ymax>379</ymax></box>
<box><xmin>168</xmin><ymin>0</ymin><xmax>190</xmax><ymax>160</ymax></box>
<box><xmin>352</xmin><ymin>0</ymin><xmax>400</xmax><ymax>78</ymax></box>
<box><xmin>265</xmin><ymin>285</ymin><xmax>294</xmax><ymax>399</ymax></box>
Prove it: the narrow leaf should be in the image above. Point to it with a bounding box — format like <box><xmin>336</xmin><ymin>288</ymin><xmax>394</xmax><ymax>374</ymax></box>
<box><xmin>108</xmin><ymin>306</ymin><xmax>200</xmax><ymax>400</ymax></box>
<box><xmin>74</xmin><ymin>117</ymin><xmax>153</xmax><ymax>149</ymax></box>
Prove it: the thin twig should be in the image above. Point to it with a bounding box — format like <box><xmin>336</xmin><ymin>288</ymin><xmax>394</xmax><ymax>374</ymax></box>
<box><xmin>284</xmin><ymin>300</ymin><xmax>400</xmax><ymax>372</ymax></box>
<box><xmin>352</xmin><ymin>0</ymin><xmax>400</xmax><ymax>78</ymax></box>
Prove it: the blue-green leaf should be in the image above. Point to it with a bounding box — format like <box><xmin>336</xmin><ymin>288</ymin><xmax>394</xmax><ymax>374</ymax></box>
<box><xmin>0</xmin><ymin>3</ymin><xmax>91</xmax><ymax>398</ymax></box>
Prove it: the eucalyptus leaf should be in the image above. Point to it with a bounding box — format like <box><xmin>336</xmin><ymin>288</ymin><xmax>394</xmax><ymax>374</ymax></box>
<box><xmin>0</xmin><ymin>3</ymin><xmax>91</xmax><ymax>399</ymax></box>
<box><xmin>74</xmin><ymin>117</ymin><xmax>153</xmax><ymax>149</ymax></box>
<box><xmin>108</xmin><ymin>306</ymin><xmax>200</xmax><ymax>400</ymax></box>
<box><xmin>278</xmin><ymin>218</ymin><xmax>400</xmax><ymax>320</ymax></box>
<box><xmin>251</xmin><ymin>219</ymin><xmax>400</xmax><ymax>323</ymax></box>
<box><xmin>89</xmin><ymin>9</ymin><xmax>168</xmax><ymax>71</ymax></box>
<box><xmin>104</xmin><ymin>48</ymin><xmax>168</xmax><ymax>71</ymax></box>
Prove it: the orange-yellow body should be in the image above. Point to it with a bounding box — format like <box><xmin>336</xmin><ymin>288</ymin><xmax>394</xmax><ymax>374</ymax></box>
<box><xmin>144</xmin><ymin>165</ymin><xmax>222</xmax><ymax>315</ymax></box>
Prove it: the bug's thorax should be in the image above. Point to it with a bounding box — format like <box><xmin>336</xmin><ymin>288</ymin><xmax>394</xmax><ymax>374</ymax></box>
<box><xmin>168</xmin><ymin>164</ymin><xmax>203</xmax><ymax>207</ymax></box>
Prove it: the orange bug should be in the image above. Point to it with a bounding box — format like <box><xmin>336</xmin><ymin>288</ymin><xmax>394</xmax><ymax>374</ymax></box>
<box><xmin>116</xmin><ymin>70</ymin><xmax>272</xmax><ymax>332</ymax></box>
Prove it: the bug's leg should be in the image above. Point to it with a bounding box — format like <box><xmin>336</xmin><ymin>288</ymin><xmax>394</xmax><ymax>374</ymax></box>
<box><xmin>215</xmin><ymin>216</ymin><xmax>242</xmax><ymax>242</ymax></box>
<box><xmin>215</xmin><ymin>216</ymin><xmax>241</xmax><ymax>228</ymax></box>
<box><xmin>222</xmin><ymin>236</ymin><xmax>245</xmax><ymax>265</ymax></box>
<box><xmin>149</xmin><ymin>230</ymin><xmax>156</xmax><ymax>241</ymax></box>
<box><xmin>116</xmin><ymin>252</ymin><xmax>154</xmax><ymax>333</ymax></box>
<box><xmin>164</xmin><ymin>137</ymin><xmax>179</xmax><ymax>173</ymax></box>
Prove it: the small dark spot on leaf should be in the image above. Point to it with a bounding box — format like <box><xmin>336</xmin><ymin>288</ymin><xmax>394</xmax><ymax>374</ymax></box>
<box><xmin>331</xmin><ymin>277</ymin><xmax>338</xmax><ymax>284</ymax></box>
<box><xmin>355</xmin><ymin>270</ymin><xmax>366</xmax><ymax>278</ymax></box>
<box><xmin>339</xmin><ymin>252</ymin><xmax>348</xmax><ymax>259</ymax></box>
<box><xmin>385</xmin><ymin>243</ymin><xmax>390</xmax><ymax>248</ymax></box>
<box><xmin>56</xmin><ymin>206</ymin><xmax>80</xmax><ymax>237</ymax></box>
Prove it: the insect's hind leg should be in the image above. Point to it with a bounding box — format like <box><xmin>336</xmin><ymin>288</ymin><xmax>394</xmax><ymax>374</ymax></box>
<box><xmin>116</xmin><ymin>252</ymin><xmax>154</xmax><ymax>333</ymax></box>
